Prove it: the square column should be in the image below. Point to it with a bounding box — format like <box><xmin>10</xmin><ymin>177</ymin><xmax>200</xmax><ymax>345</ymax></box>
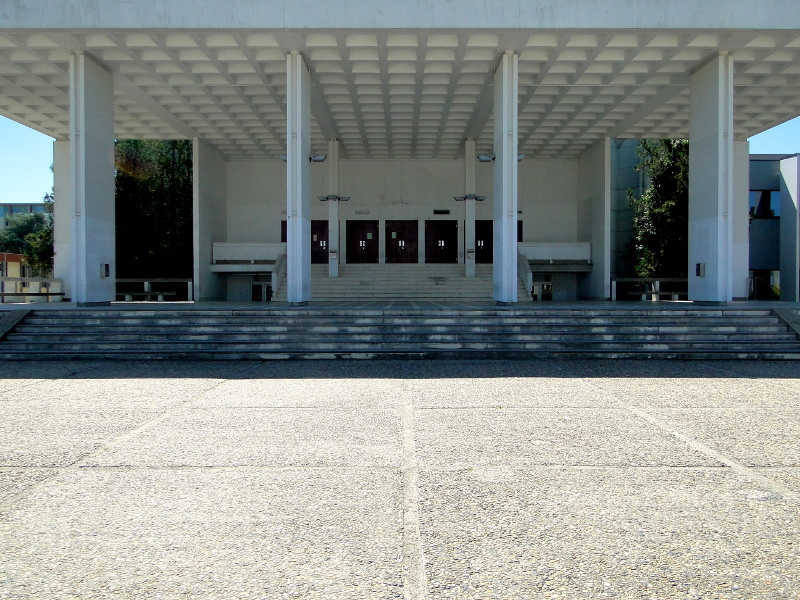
<box><xmin>193</xmin><ymin>139</ymin><xmax>228</xmax><ymax>301</ymax></box>
<box><xmin>286</xmin><ymin>52</ymin><xmax>312</xmax><ymax>305</ymax></box>
<box><xmin>492</xmin><ymin>52</ymin><xmax>519</xmax><ymax>304</ymax></box>
<box><xmin>328</xmin><ymin>139</ymin><xmax>340</xmax><ymax>278</ymax></box>
<box><xmin>69</xmin><ymin>53</ymin><xmax>115</xmax><ymax>305</ymax></box>
<box><xmin>464</xmin><ymin>139</ymin><xmax>477</xmax><ymax>277</ymax></box>
<box><xmin>688</xmin><ymin>53</ymin><xmax>734</xmax><ymax>303</ymax></box>
<box><xmin>731</xmin><ymin>140</ymin><xmax>750</xmax><ymax>299</ymax></box>
<box><xmin>780</xmin><ymin>155</ymin><xmax>800</xmax><ymax>301</ymax></box>
<box><xmin>52</xmin><ymin>140</ymin><xmax>72</xmax><ymax>299</ymax></box>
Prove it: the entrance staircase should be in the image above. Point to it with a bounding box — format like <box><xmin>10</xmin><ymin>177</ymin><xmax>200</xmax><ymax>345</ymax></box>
<box><xmin>1</xmin><ymin>306</ymin><xmax>800</xmax><ymax>360</ymax></box>
<box><xmin>272</xmin><ymin>264</ymin><xmax>528</xmax><ymax>302</ymax></box>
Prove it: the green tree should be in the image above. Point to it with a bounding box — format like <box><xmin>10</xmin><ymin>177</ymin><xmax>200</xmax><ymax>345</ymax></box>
<box><xmin>627</xmin><ymin>139</ymin><xmax>689</xmax><ymax>278</ymax></box>
<box><xmin>24</xmin><ymin>193</ymin><xmax>55</xmax><ymax>277</ymax></box>
<box><xmin>0</xmin><ymin>212</ymin><xmax>46</xmax><ymax>255</ymax></box>
<box><xmin>115</xmin><ymin>140</ymin><xmax>193</xmax><ymax>278</ymax></box>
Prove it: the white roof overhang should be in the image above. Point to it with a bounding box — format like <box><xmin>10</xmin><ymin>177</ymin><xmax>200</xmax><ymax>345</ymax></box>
<box><xmin>1</xmin><ymin>2</ymin><xmax>799</xmax><ymax>159</ymax></box>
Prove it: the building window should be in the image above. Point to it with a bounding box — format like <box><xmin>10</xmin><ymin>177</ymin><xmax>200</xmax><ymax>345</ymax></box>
<box><xmin>749</xmin><ymin>190</ymin><xmax>781</xmax><ymax>218</ymax></box>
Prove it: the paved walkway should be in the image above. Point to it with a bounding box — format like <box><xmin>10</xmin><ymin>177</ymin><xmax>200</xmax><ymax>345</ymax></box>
<box><xmin>1</xmin><ymin>359</ymin><xmax>799</xmax><ymax>599</ymax></box>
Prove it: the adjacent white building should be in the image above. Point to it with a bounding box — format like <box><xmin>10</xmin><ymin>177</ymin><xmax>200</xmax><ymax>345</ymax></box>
<box><xmin>2</xmin><ymin>1</ymin><xmax>799</xmax><ymax>304</ymax></box>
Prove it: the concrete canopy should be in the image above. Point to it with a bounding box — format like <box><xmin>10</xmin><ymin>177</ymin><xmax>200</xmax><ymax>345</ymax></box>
<box><xmin>2</xmin><ymin>1</ymin><xmax>800</xmax><ymax>160</ymax></box>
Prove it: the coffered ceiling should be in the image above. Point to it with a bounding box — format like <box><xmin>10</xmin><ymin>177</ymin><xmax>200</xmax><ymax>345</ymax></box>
<box><xmin>1</xmin><ymin>29</ymin><xmax>799</xmax><ymax>160</ymax></box>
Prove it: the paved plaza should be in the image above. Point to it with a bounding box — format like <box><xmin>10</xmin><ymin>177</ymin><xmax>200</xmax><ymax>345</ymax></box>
<box><xmin>1</xmin><ymin>359</ymin><xmax>799</xmax><ymax>599</ymax></box>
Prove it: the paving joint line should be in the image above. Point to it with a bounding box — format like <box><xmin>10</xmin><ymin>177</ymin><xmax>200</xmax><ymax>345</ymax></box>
<box><xmin>0</xmin><ymin>368</ymin><xmax>259</xmax><ymax>513</ymax></box>
<box><xmin>623</xmin><ymin>403</ymin><xmax>800</xmax><ymax>505</ymax></box>
<box><xmin>553</xmin><ymin>361</ymin><xmax>800</xmax><ymax>504</ymax></box>
<box><xmin>401</xmin><ymin>395</ymin><xmax>430</xmax><ymax>600</ymax></box>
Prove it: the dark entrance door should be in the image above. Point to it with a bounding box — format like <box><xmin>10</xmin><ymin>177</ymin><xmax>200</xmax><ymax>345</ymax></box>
<box><xmin>474</xmin><ymin>219</ymin><xmax>522</xmax><ymax>263</ymax></box>
<box><xmin>475</xmin><ymin>219</ymin><xmax>493</xmax><ymax>264</ymax></box>
<box><xmin>385</xmin><ymin>220</ymin><xmax>419</xmax><ymax>263</ymax></box>
<box><xmin>346</xmin><ymin>220</ymin><xmax>379</xmax><ymax>263</ymax></box>
<box><xmin>311</xmin><ymin>220</ymin><xmax>329</xmax><ymax>264</ymax></box>
<box><xmin>425</xmin><ymin>220</ymin><xmax>458</xmax><ymax>263</ymax></box>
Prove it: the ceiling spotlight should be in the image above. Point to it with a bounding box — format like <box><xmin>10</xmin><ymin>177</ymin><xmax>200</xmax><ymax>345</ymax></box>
<box><xmin>318</xmin><ymin>194</ymin><xmax>349</xmax><ymax>202</ymax></box>
<box><xmin>309</xmin><ymin>154</ymin><xmax>328</xmax><ymax>163</ymax></box>
<box><xmin>454</xmin><ymin>194</ymin><xmax>487</xmax><ymax>202</ymax></box>
<box><xmin>278</xmin><ymin>155</ymin><xmax>287</xmax><ymax>162</ymax></box>
<box><xmin>517</xmin><ymin>154</ymin><xmax>527</xmax><ymax>162</ymax></box>
<box><xmin>477</xmin><ymin>154</ymin><xmax>496</xmax><ymax>163</ymax></box>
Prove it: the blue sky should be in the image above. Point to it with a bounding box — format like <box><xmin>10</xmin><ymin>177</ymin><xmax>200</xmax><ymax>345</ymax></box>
<box><xmin>1</xmin><ymin>114</ymin><xmax>799</xmax><ymax>205</ymax></box>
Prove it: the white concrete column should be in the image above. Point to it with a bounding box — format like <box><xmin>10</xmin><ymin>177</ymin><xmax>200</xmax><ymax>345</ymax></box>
<box><xmin>577</xmin><ymin>139</ymin><xmax>612</xmax><ymax>300</ymax></box>
<box><xmin>286</xmin><ymin>52</ymin><xmax>312</xmax><ymax>304</ymax></box>
<box><xmin>688</xmin><ymin>53</ymin><xmax>734</xmax><ymax>303</ymax></box>
<box><xmin>492</xmin><ymin>51</ymin><xmax>519</xmax><ymax>304</ymax></box>
<box><xmin>69</xmin><ymin>52</ymin><xmax>115</xmax><ymax>305</ymax></box>
<box><xmin>327</xmin><ymin>139</ymin><xmax>340</xmax><ymax>277</ymax></box>
<box><xmin>732</xmin><ymin>140</ymin><xmax>751</xmax><ymax>299</ymax></box>
<box><xmin>192</xmin><ymin>139</ymin><xmax>228</xmax><ymax>301</ymax></box>
<box><xmin>780</xmin><ymin>155</ymin><xmax>800</xmax><ymax>301</ymax></box>
<box><xmin>52</xmin><ymin>140</ymin><xmax>72</xmax><ymax>299</ymax></box>
<box><xmin>465</xmin><ymin>139</ymin><xmax>477</xmax><ymax>277</ymax></box>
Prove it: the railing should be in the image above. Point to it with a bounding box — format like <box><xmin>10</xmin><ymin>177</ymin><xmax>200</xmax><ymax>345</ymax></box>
<box><xmin>517</xmin><ymin>249</ymin><xmax>532</xmax><ymax>297</ymax></box>
<box><xmin>116</xmin><ymin>278</ymin><xmax>193</xmax><ymax>301</ymax></box>
<box><xmin>271</xmin><ymin>248</ymin><xmax>287</xmax><ymax>296</ymax></box>
<box><xmin>0</xmin><ymin>277</ymin><xmax>64</xmax><ymax>303</ymax></box>
<box><xmin>610</xmin><ymin>277</ymin><xmax>688</xmax><ymax>301</ymax></box>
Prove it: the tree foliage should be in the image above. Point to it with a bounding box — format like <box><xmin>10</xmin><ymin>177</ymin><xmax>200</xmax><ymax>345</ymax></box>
<box><xmin>0</xmin><ymin>193</ymin><xmax>54</xmax><ymax>277</ymax></box>
<box><xmin>115</xmin><ymin>140</ymin><xmax>193</xmax><ymax>278</ymax></box>
<box><xmin>628</xmin><ymin>139</ymin><xmax>689</xmax><ymax>278</ymax></box>
<box><xmin>25</xmin><ymin>193</ymin><xmax>54</xmax><ymax>277</ymax></box>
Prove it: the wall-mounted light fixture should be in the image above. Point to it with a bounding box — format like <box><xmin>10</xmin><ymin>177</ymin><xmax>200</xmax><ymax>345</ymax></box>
<box><xmin>476</xmin><ymin>154</ymin><xmax>526</xmax><ymax>162</ymax></box>
<box><xmin>453</xmin><ymin>194</ymin><xmax>487</xmax><ymax>202</ymax></box>
<box><xmin>278</xmin><ymin>154</ymin><xmax>328</xmax><ymax>163</ymax></box>
<box><xmin>317</xmin><ymin>194</ymin><xmax>350</xmax><ymax>202</ymax></box>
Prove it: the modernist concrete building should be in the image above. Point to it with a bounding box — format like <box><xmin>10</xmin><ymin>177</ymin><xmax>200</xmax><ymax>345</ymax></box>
<box><xmin>1</xmin><ymin>1</ymin><xmax>800</xmax><ymax>304</ymax></box>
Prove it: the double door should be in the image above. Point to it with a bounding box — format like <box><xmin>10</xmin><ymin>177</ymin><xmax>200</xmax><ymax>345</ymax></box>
<box><xmin>424</xmin><ymin>220</ymin><xmax>458</xmax><ymax>264</ymax></box>
<box><xmin>474</xmin><ymin>220</ymin><xmax>523</xmax><ymax>264</ymax></box>
<box><xmin>346</xmin><ymin>220</ymin><xmax>380</xmax><ymax>263</ymax></box>
<box><xmin>385</xmin><ymin>220</ymin><xmax>418</xmax><ymax>263</ymax></box>
<box><xmin>281</xmin><ymin>220</ymin><xmax>329</xmax><ymax>264</ymax></box>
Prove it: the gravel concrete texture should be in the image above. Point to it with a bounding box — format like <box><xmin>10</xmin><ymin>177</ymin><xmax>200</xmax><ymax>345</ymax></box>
<box><xmin>1</xmin><ymin>359</ymin><xmax>799</xmax><ymax>599</ymax></box>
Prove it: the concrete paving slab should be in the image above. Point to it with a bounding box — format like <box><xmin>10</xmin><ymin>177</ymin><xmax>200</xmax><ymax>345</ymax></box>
<box><xmin>585</xmin><ymin>376</ymin><xmax>800</xmax><ymax>408</ymax></box>
<box><xmin>0</xmin><ymin>468</ymin><xmax>55</xmax><ymax>503</ymax></box>
<box><xmin>0</xmin><ymin>468</ymin><xmax>403</xmax><ymax>600</ymax></box>
<box><xmin>757</xmin><ymin>468</ymin><xmax>800</xmax><ymax>495</ymax></box>
<box><xmin>0</xmin><ymin>408</ymin><xmax>162</xmax><ymax>467</ymax></box>
<box><xmin>418</xmin><ymin>467</ymin><xmax>799</xmax><ymax>599</ymax></box>
<box><xmin>194</xmin><ymin>377</ymin><xmax>404</xmax><ymax>409</ymax></box>
<box><xmin>414</xmin><ymin>408</ymin><xmax>719</xmax><ymax>467</ymax></box>
<box><xmin>653</xmin><ymin>408</ymin><xmax>800</xmax><ymax>467</ymax></box>
<box><xmin>83</xmin><ymin>408</ymin><xmax>402</xmax><ymax>468</ymax></box>
<box><xmin>1</xmin><ymin>359</ymin><xmax>799</xmax><ymax>599</ymax></box>
<box><xmin>405</xmin><ymin>376</ymin><xmax>621</xmax><ymax>408</ymax></box>
<box><xmin>0</xmin><ymin>377</ymin><xmax>225</xmax><ymax>409</ymax></box>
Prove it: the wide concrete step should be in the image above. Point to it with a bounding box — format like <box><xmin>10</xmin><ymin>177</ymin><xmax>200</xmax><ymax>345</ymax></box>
<box><xmin>4</xmin><ymin>341</ymin><xmax>800</xmax><ymax>355</ymax></box>
<box><xmin>7</xmin><ymin>330</ymin><xmax>797</xmax><ymax>343</ymax></box>
<box><xmin>3</xmin><ymin>306</ymin><xmax>798</xmax><ymax>360</ymax></box>
<box><xmin>4</xmin><ymin>349</ymin><xmax>800</xmax><ymax>362</ymax></box>
<box><xmin>10</xmin><ymin>324</ymin><xmax>794</xmax><ymax>337</ymax></box>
